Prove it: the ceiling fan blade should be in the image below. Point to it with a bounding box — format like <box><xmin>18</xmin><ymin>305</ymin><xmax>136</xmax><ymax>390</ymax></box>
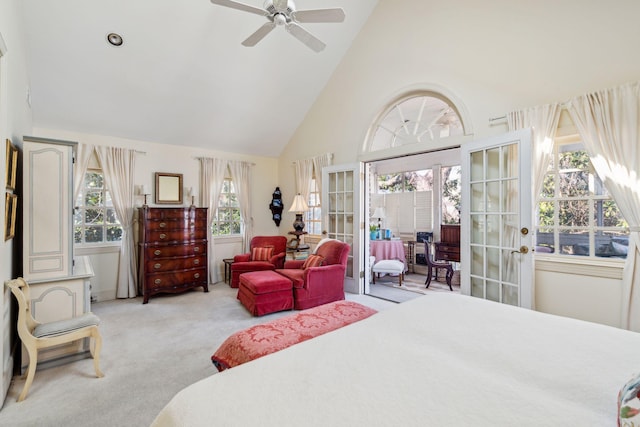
<box><xmin>286</xmin><ymin>22</ymin><xmax>326</xmax><ymax>52</ymax></box>
<box><xmin>210</xmin><ymin>0</ymin><xmax>268</xmax><ymax>17</ymax></box>
<box><xmin>242</xmin><ymin>22</ymin><xmax>276</xmax><ymax>47</ymax></box>
<box><xmin>291</xmin><ymin>8</ymin><xmax>345</xmax><ymax>23</ymax></box>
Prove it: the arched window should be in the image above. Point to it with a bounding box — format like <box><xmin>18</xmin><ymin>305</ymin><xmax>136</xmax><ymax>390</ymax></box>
<box><xmin>365</xmin><ymin>90</ymin><xmax>469</xmax><ymax>153</ymax></box>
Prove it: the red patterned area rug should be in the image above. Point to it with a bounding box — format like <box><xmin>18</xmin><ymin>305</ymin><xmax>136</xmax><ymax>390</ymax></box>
<box><xmin>211</xmin><ymin>300</ymin><xmax>377</xmax><ymax>371</ymax></box>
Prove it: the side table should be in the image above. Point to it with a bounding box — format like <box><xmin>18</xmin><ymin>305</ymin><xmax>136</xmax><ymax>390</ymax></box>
<box><xmin>223</xmin><ymin>258</ymin><xmax>234</xmax><ymax>284</ymax></box>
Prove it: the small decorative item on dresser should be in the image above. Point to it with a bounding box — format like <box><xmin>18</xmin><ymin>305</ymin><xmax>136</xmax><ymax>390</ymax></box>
<box><xmin>138</xmin><ymin>206</ymin><xmax>209</xmax><ymax>303</ymax></box>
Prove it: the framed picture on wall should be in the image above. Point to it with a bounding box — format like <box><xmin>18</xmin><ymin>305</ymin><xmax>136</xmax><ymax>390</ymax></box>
<box><xmin>155</xmin><ymin>172</ymin><xmax>183</xmax><ymax>204</ymax></box>
<box><xmin>5</xmin><ymin>192</ymin><xmax>17</xmax><ymax>241</ymax></box>
<box><xmin>5</xmin><ymin>139</ymin><xmax>17</xmax><ymax>191</ymax></box>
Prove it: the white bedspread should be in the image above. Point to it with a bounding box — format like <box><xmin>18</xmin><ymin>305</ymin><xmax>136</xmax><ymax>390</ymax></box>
<box><xmin>152</xmin><ymin>293</ymin><xmax>640</xmax><ymax>426</ymax></box>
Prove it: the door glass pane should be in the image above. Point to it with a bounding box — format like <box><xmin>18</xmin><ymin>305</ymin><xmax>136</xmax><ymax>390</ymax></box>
<box><xmin>345</xmin><ymin>215</ymin><xmax>354</xmax><ymax>235</ymax></box>
<box><xmin>345</xmin><ymin>171</ymin><xmax>353</xmax><ymax>190</ymax></box>
<box><xmin>502</xmin><ymin>249</ymin><xmax>519</xmax><ymax>285</ymax></box>
<box><xmin>486</xmin><ymin>247</ymin><xmax>500</xmax><ymax>280</ymax></box>
<box><xmin>471</xmin><ymin>214</ymin><xmax>484</xmax><ymax>244</ymax></box>
<box><xmin>502</xmin><ymin>143</ymin><xmax>518</xmax><ymax>179</ymax></box>
<box><xmin>502</xmin><ymin>179</ymin><xmax>518</xmax><ymax>213</ymax></box>
<box><xmin>470</xmin><ymin>151</ymin><xmax>484</xmax><ymax>181</ymax></box>
<box><xmin>471</xmin><ymin>245</ymin><xmax>484</xmax><ymax>276</ymax></box>
<box><xmin>487</xmin><ymin>181</ymin><xmax>500</xmax><ymax>212</ymax></box>
<box><xmin>337</xmin><ymin>193</ymin><xmax>344</xmax><ymax>212</ymax></box>
<box><xmin>471</xmin><ymin>277</ymin><xmax>484</xmax><ymax>298</ymax></box>
<box><xmin>486</xmin><ymin>280</ymin><xmax>500</xmax><ymax>302</ymax></box>
<box><xmin>345</xmin><ymin>191</ymin><xmax>353</xmax><ymax>212</ymax></box>
<box><xmin>487</xmin><ymin>147</ymin><xmax>500</xmax><ymax>180</ymax></box>
<box><xmin>502</xmin><ymin>215</ymin><xmax>519</xmax><ymax>248</ymax></box>
<box><xmin>471</xmin><ymin>183</ymin><xmax>484</xmax><ymax>212</ymax></box>
<box><xmin>502</xmin><ymin>284</ymin><xmax>518</xmax><ymax>306</ymax></box>
<box><xmin>486</xmin><ymin>214</ymin><xmax>500</xmax><ymax>246</ymax></box>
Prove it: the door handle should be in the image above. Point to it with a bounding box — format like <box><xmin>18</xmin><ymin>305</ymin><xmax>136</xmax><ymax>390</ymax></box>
<box><xmin>511</xmin><ymin>246</ymin><xmax>529</xmax><ymax>254</ymax></box>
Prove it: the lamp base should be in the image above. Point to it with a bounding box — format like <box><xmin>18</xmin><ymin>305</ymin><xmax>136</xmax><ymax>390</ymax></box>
<box><xmin>292</xmin><ymin>213</ymin><xmax>305</xmax><ymax>232</ymax></box>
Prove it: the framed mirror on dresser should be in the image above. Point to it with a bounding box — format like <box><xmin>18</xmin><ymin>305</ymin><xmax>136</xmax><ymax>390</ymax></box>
<box><xmin>155</xmin><ymin>172</ymin><xmax>183</xmax><ymax>204</ymax></box>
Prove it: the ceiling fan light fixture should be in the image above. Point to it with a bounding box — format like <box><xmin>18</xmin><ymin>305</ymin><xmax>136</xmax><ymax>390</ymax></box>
<box><xmin>274</xmin><ymin>13</ymin><xmax>287</xmax><ymax>26</ymax></box>
<box><xmin>106</xmin><ymin>32</ymin><xmax>123</xmax><ymax>47</ymax></box>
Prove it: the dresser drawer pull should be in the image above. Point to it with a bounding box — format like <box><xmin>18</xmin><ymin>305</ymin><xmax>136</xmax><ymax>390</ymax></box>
<box><xmin>154</xmin><ymin>279</ymin><xmax>162</xmax><ymax>285</ymax></box>
<box><xmin>194</xmin><ymin>247</ymin><xmax>200</xmax><ymax>252</ymax></box>
<box><xmin>154</xmin><ymin>263</ymin><xmax>162</xmax><ymax>269</ymax></box>
<box><xmin>194</xmin><ymin>259</ymin><xmax>200</xmax><ymax>265</ymax></box>
<box><xmin>194</xmin><ymin>273</ymin><xmax>200</xmax><ymax>279</ymax></box>
<box><xmin>159</xmin><ymin>233</ymin><xmax>167</xmax><ymax>239</ymax></box>
<box><xmin>154</xmin><ymin>250</ymin><xmax>161</xmax><ymax>256</ymax></box>
<box><xmin>159</xmin><ymin>222</ymin><xmax>166</xmax><ymax>228</ymax></box>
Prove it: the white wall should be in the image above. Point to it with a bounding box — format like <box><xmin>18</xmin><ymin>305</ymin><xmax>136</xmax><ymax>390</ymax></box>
<box><xmin>278</xmin><ymin>0</ymin><xmax>640</xmax><ymax>327</ymax></box>
<box><xmin>34</xmin><ymin>128</ymin><xmax>281</xmax><ymax>301</ymax></box>
<box><xmin>0</xmin><ymin>0</ymin><xmax>34</xmax><ymax>407</ymax></box>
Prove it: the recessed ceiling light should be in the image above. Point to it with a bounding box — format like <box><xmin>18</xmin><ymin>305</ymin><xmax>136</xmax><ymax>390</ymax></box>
<box><xmin>106</xmin><ymin>33</ymin><xmax>123</xmax><ymax>47</ymax></box>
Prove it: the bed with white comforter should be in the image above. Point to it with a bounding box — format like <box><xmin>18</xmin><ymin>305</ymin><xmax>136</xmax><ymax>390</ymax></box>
<box><xmin>152</xmin><ymin>293</ymin><xmax>640</xmax><ymax>426</ymax></box>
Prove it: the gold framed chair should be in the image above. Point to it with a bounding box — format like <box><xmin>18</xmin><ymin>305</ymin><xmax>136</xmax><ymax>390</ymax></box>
<box><xmin>6</xmin><ymin>277</ymin><xmax>104</xmax><ymax>402</ymax></box>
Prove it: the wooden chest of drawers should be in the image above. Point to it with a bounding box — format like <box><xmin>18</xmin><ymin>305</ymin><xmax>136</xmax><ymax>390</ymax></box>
<box><xmin>435</xmin><ymin>224</ymin><xmax>461</xmax><ymax>263</ymax></box>
<box><xmin>434</xmin><ymin>242</ymin><xmax>460</xmax><ymax>262</ymax></box>
<box><xmin>138</xmin><ymin>207</ymin><xmax>208</xmax><ymax>303</ymax></box>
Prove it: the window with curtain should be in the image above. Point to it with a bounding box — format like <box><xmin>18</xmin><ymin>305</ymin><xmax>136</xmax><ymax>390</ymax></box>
<box><xmin>74</xmin><ymin>169</ymin><xmax>123</xmax><ymax>245</ymax></box>
<box><xmin>536</xmin><ymin>135</ymin><xmax>629</xmax><ymax>258</ymax></box>
<box><xmin>212</xmin><ymin>176</ymin><xmax>241</xmax><ymax>236</ymax></box>
<box><xmin>305</xmin><ymin>175</ymin><xmax>322</xmax><ymax>236</ymax></box>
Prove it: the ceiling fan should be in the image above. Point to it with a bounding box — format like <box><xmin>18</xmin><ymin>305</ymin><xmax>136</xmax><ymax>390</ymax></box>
<box><xmin>210</xmin><ymin>0</ymin><xmax>345</xmax><ymax>52</ymax></box>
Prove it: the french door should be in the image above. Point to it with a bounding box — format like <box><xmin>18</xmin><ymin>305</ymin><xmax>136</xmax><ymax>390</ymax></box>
<box><xmin>322</xmin><ymin>163</ymin><xmax>362</xmax><ymax>294</ymax></box>
<box><xmin>461</xmin><ymin>129</ymin><xmax>534</xmax><ymax>309</ymax></box>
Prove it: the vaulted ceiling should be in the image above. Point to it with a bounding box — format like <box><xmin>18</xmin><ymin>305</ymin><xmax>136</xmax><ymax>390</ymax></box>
<box><xmin>21</xmin><ymin>0</ymin><xmax>379</xmax><ymax>157</ymax></box>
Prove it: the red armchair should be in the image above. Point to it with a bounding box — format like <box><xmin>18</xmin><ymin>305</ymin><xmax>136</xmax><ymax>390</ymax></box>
<box><xmin>230</xmin><ymin>236</ymin><xmax>288</xmax><ymax>288</ymax></box>
<box><xmin>276</xmin><ymin>239</ymin><xmax>350</xmax><ymax>310</ymax></box>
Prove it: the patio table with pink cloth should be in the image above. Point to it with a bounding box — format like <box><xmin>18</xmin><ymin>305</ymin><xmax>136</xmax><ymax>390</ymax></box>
<box><xmin>370</xmin><ymin>240</ymin><xmax>406</xmax><ymax>267</ymax></box>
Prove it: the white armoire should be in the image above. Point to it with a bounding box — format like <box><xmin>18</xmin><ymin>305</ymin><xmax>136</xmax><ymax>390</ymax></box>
<box><xmin>21</xmin><ymin>136</ymin><xmax>94</xmax><ymax>367</ymax></box>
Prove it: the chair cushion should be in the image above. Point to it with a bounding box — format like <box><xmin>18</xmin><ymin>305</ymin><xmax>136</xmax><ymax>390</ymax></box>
<box><xmin>302</xmin><ymin>254</ymin><xmax>324</xmax><ymax>269</ymax></box>
<box><xmin>33</xmin><ymin>312</ymin><xmax>100</xmax><ymax>338</ymax></box>
<box><xmin>251</xmin><ymin>246</ymin><xmax>274</xmax><ymax>261</ymax></box>
<box><xmin>239</xmin><ymin>270</ymin><xmax>292</xmax><ymax>294</ymax></box>
<box><xmin>372</xmin><ymin>259</ymin><xmax>405</xmax><ymax>274</ymax></box>
<box><xmin>275</xmin><ymin>269</ymin><xmax>305</xmax><ymax>288</ymax></box>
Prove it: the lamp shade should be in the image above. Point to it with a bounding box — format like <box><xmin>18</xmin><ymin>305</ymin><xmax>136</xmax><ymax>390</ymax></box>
<box><xmin>372</xmin><ymin>207</ymin><xmax>385</xmax><ymax>219</ymax></box>
<box><xmin>288</xmin><ymin>194</ymin><xmax>309</xmax><ymax>213</ymax></box>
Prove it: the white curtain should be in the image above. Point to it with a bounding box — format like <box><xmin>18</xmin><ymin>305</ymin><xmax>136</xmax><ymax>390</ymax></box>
<box><xmin>199</xmin><ymin>157</ymin><xmax>228</xmax><ymax>283</ymax></box>
<box><xmin>311</xmin><ymin>153</ymin><xmax>332</xmax><ymax>205</ymax></box>
<box><xmin>294</xmin><ymin>158</ymin><xmax>314</xmax><ymax>201</ymax></box>
<box><xmin>229</xmin><ymin>160</ymin><xmax>253</xmax><ymax>252</ymax></box>
<box><xmin>96</xmin><ymin>147</ymin><xmax>137</xmax><ymax>298</ymax></box>
<box><xmin>294</xmin><ymin>153</ymin><xmax>333</xmax><ymax>203</ymax></box>
<box><xmin>506</xmin><ymin>103</ymin><xmax>562</xmax><ymax>202</ymax></box>
<box><xmin>566</xmin><ymin>81</ymin><xmax>640</xmax><ymax>332</ymax></box>
<box><xmin>73</xmin><ymin>143</ymin><xmax>95</xmax><ymax>204</ymax></box>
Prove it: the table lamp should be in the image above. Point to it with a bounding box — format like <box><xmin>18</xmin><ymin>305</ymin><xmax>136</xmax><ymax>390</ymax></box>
<box><xmin>372</xmin><ymin>207</ymin><xmax>385</xmax><ymax>233</ymax></box>
<box><xmin>289</xmin><ymin>193</ymin><xmax>309</xmax><ymax>232</ymax></box>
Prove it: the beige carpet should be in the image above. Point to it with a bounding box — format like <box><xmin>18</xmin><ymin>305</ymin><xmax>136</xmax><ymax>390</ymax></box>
<box><xmin>368</xmin><ymin>273</ymin><xmax>460</xmax><ymax>302</ymax></box>
<box><xmin>0</xmin><ymin>283</ymin><xmax>395</xmax><ymax>427</ymax></box>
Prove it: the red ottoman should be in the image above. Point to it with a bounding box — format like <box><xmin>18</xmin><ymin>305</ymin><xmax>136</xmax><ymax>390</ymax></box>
<box><xmin>237</xmin><ymin>270</ymin><xmax>293</xmax><ymax>316</ymax></box>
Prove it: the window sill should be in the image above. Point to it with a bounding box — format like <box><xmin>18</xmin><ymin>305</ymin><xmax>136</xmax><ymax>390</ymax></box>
<box><xmin>535</xmin><ymin>253</ymin><xmax>624</xmax><ymax>280</ymax></box>
<box><xmin>213</xmin><ymin>235</ymin><xmax>243</xmax><ymax>243</ymax></box>
<box><xmin>75</xmin><ymin>244</ymin><xmax>121</xmax><ymax>256</ymax></box>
